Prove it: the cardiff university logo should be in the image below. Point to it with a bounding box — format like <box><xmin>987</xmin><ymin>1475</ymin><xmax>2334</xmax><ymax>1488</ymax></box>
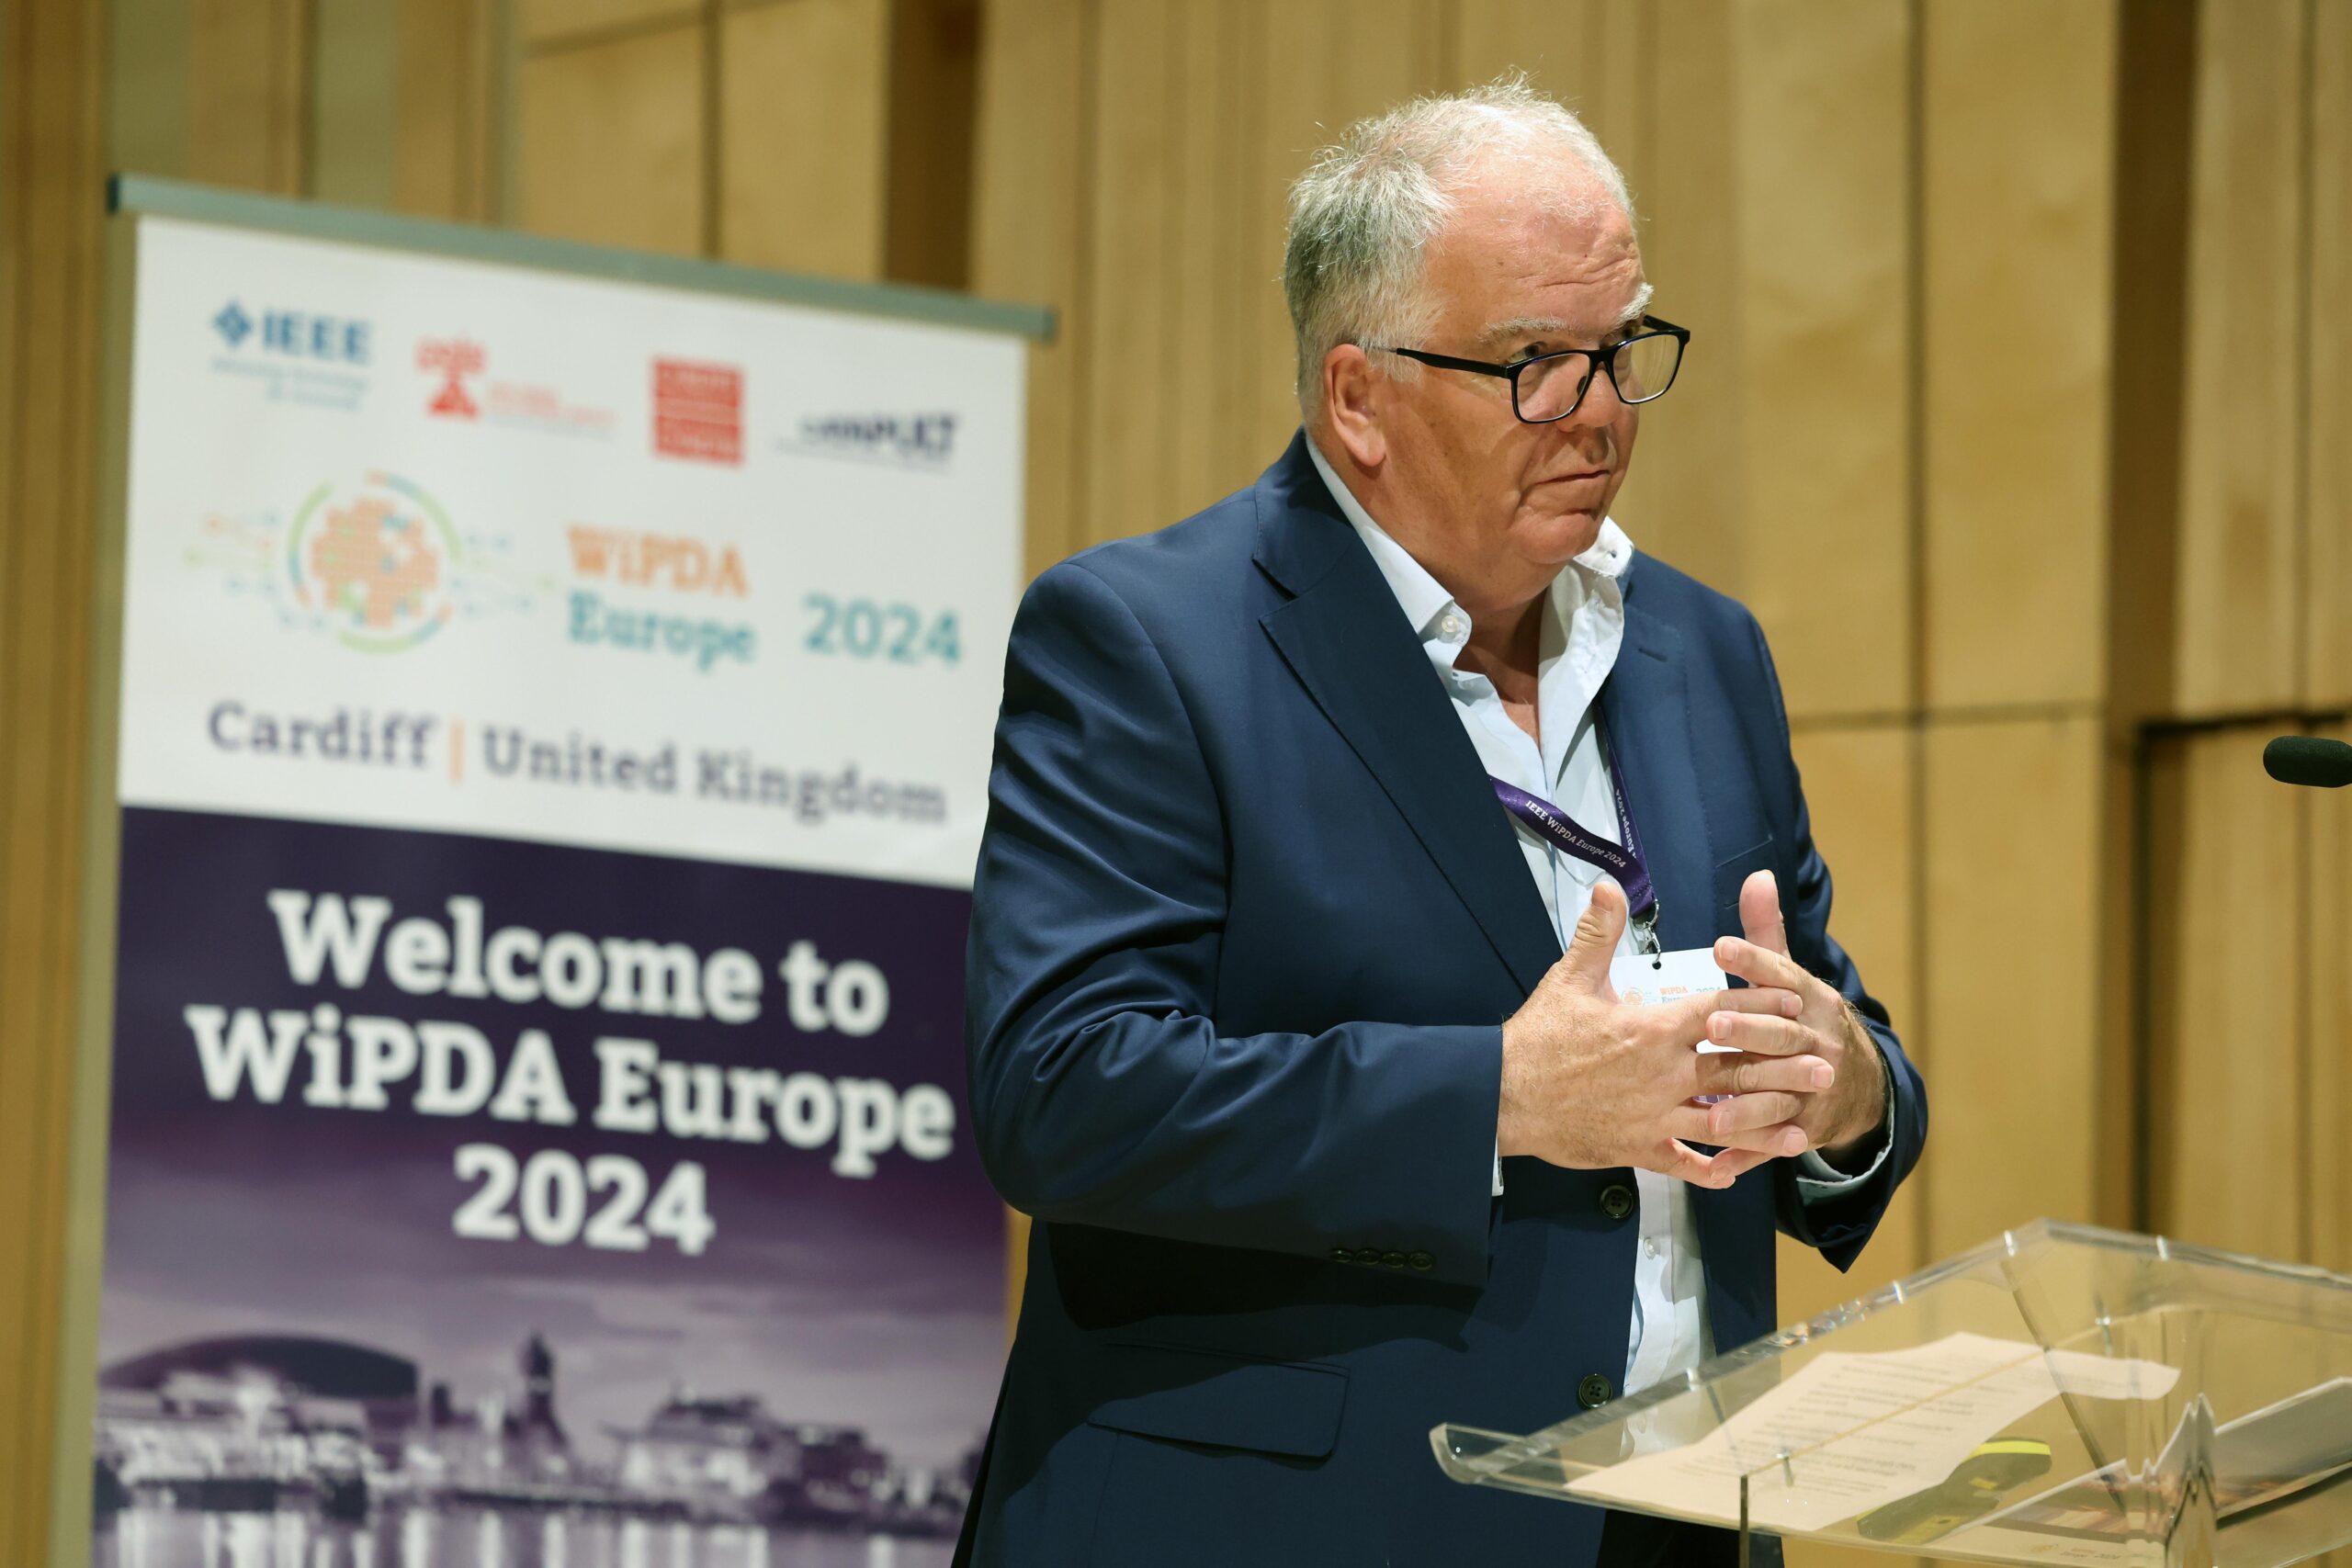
<box><xmin>212</xmin><ymin>301</ymin><xmax>254</xmax><ymax>349</ymax></box>
<box><xmin>419</xmin><ymin>338</ymin><xmax>486</xmax><ymax>419</ymax></box>
<box><xmin>652</xmin><ymin>359</ymin><xmax>743</xmax><ymax>466</ymax></box>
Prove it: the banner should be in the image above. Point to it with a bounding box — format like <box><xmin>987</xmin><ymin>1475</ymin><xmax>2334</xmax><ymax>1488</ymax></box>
<box><xmin>92</xmin><ymin>212</ymin><xmax>1024</xmax><ymax>1568</ymax></box>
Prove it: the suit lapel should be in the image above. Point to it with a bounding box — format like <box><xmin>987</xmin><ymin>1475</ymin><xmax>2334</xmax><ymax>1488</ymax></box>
<box><xmin>1595</xmin><ymin>578</ymin><xmax>1715</xmax><ymax>954</ymax></box>
<box><xmin>1252</xmin><ymin>436</ymin><xmax>1558</xmax><ymax>998</ymax></box>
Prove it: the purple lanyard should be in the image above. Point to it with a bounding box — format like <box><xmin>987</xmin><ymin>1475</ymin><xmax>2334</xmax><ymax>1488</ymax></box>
<box><xmin>1490</xmin><ymin>728</ymin><xmax>1660</xmax><ymax>944</ymax></box>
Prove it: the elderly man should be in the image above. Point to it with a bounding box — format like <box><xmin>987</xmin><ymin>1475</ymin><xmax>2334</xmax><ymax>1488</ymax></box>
<box><xmin>956</xmin><ymin>81</ymin><xmax>1925</xmax><ymax>1566</ymax></box>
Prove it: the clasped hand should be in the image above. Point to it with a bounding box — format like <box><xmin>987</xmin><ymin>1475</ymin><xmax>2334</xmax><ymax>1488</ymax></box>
<box><xmin>1496</xmin><ymin>871</ymin><xmax>1886</xmax><ymax>1188</ymax></box>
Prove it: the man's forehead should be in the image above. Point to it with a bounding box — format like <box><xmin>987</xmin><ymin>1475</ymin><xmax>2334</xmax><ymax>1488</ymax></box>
<box><xmin>1476</xmin><ymin>288</ymin><xmax>1653</xmax><ymax>348</ymax></box>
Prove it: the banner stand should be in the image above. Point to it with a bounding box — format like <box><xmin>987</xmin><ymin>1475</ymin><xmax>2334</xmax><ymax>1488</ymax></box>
<box><xmin>58</xmin><ymin>175</ymin><xmax>1048</xmax><ymax>1568</ymax></box>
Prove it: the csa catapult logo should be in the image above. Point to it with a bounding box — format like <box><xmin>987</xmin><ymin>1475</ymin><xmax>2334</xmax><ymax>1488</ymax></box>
<box><xmin>190</xmin><ymin>471</ymin><xmax>539</xmax><ymax>653</ymax></box>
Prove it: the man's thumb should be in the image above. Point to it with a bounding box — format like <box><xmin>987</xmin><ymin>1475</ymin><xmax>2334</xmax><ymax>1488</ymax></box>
<box><xmin>1561</xmin><ymin>881</ymin><xmax>1626</xmax><ymax>987</ymax></box>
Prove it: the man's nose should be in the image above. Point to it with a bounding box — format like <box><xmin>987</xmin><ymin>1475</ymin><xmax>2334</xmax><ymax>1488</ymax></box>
<box><xmin>1564</xmin><ymin>365</ymin><xmax>1627</xmax><ymax>429</ymax></box>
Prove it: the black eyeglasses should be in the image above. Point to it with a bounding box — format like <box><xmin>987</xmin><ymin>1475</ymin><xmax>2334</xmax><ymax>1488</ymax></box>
<box><xmin>1369</xmin><ymin>315</ymin><xmax>1690</xmax><ymax>423</ymax></box>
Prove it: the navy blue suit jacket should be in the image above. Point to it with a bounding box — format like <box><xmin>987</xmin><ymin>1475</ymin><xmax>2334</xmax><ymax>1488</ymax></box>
<box><xmin>957</xmin><ymin>434</ymin><xmax>1927</xmax><ymax>1565</ymax></box>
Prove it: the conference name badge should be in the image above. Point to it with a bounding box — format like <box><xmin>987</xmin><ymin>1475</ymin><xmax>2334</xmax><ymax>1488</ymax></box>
<box><xmin>1614</xmin><ymin>947</ymin><xmax>1736</xmax><ymax>1101</ymax></box>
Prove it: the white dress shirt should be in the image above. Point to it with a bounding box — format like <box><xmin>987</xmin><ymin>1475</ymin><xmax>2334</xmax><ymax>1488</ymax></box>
<box><xmin>1306</xmin><ymin>439</ymin><xmax>1885</xmax><ymax>1393</ymax></box>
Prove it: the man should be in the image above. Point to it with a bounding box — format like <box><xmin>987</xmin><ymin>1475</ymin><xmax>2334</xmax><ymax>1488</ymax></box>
<box><xmin>957</xmin><ymin>81</ymin><xmax>1926</xmax><ymax>1566</ymax></box>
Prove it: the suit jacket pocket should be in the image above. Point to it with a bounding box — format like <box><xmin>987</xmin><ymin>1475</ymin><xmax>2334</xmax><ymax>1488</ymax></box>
<box><xmin>1087</xmin><ymin>1340</ymin><xmax>1348</xmax><ymax>1459</ymax></box>
<box><xmin>1713</xmin><ymin>834</ymin><xmax>1778</xmax><ymax>924</ymax></box>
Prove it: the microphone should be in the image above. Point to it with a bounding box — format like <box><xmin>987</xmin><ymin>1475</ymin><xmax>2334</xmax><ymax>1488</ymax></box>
<box><xmin>2263</xmin><ymin>735</ymin><xmax>2352</xmax><ymax>788</ymax></box>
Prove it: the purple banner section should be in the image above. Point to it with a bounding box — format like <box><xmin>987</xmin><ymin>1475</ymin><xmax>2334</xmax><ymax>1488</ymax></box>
<box><xmin>94</xmin><ymin>805</ymin><xmax>997</xmax><ymax>1568</ymax></box>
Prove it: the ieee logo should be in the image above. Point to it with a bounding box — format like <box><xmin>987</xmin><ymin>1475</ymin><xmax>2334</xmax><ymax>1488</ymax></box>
<box><xmin>209</xmin><ymin>299</ymin><xmax>370</xmax><ymax>365</ymax></box>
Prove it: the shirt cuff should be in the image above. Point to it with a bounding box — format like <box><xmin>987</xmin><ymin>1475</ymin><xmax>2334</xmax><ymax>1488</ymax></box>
<box><xmin>1492</xmin><ymin>1142</ymin><xmax>1505</xmax><ymax>1198</ymax></box>
<box><xmin>1794</xmin><ymin>1050</ymin><xmax>1897</xmax><ymax>1197</ymax></box>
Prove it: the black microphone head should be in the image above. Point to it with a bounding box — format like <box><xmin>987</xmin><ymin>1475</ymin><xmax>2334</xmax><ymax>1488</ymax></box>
<box><xmin>2263</xmin><ymin>735</ymin><xmax>2352</xmax><ymax>788</ymax></box>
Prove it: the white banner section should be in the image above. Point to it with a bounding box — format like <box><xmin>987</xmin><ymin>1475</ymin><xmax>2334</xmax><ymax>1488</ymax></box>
<box><xmin>119</xmin><ymin>216</ymin><xmax>1025</xmax><ymax>889</ymax></box>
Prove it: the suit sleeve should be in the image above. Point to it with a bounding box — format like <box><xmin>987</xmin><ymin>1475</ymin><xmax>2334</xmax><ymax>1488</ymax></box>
<box><xmin>1744</xmin><ymin>616</ymin><xmax>1929</xmax><ymax>1270</ymax></box>
<box><xmin>964</xmin><ymin>560</ymin><xmax>1502</xmax><ymax>1286</ymax></box>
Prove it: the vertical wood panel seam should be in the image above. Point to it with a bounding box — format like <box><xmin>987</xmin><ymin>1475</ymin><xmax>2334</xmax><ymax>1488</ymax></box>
<box><xmin>699</xmin><ymin>0</ymin><xmax>718</xmax><ymax>256</ymax></box>
<box><xmin>2292</xmin><ymin>0</ymin><xmax>2316</xmax><ymax>702</ymax></box>
<box><xmin>1903</xmin><ymin>0</ymin><xmax>1931</xmax><ymax>1263</ymax></box>
<box><xmin>2291</xmin><ymin>0</ymin><xmax>2318</xmax><ymax>1261</ymax></box>
<box><xmin>1065</xmin><ymin>0</ymin><xmax>1099</xmax><ymax>570</ymax></box>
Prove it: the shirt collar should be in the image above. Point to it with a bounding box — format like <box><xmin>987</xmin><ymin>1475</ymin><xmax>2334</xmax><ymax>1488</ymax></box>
<box><xmin>1304</xmin><ymin>435</ymin><xmax>1635</xmax><ymax>655</ymax></box>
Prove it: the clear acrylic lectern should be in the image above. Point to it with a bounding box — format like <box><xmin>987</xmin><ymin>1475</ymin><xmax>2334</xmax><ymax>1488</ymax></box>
<box><xmin>1432</xmin><ymin>1222</ymin><xmax>2352</xmax><ymax>1566</ymax></box>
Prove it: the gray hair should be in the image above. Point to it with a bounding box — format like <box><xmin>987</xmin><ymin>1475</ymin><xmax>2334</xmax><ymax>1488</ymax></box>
<box><xmin>1282</xmin><ymin>77</ymin><xmax>1637</xmax><ymax>413</ymax></box>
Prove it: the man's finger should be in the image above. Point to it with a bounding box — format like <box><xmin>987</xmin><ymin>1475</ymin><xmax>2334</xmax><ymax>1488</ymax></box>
<box><xmin>1559</xmin><ymin>881</ymin><xmax>1627</xmax><ymax>991</ymax></box>
<box><xmin>1693</xmin><ymin>1050</ymin><xmax>1835</xmax><ymax>1098</ymax></box>
<box><xmin>1703</xmin><ymin>1012</ymin><xmax>1829</xmax><ymax>1060</ymax></box>
<box><xmin>1651</xmin><ymin>1140</ymin><xmax>1774</xmax><ymax>1189</ymax></box>
<box><xmin>1657</xmin><ymin>983</ymin><xmax>1796</xmax><ymax>1045</ymax></box>
<box><xmin>1666</xmin><ymin>1110</ymin><xmax>1809</xmax><ymax>1156</ymax></box>
<box><xmin>1713</xmin><ymin>934</ymin><xmax>1818</xmax><ymax>998</ymax></box>
<box><xmin>1739</xmin><ymin>868</ymin><xmax>1791</xmax><ymax>958</ymax></box>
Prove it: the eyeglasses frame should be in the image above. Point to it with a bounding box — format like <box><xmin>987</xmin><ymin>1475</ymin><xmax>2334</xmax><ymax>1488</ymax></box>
<box><xmin>1368</xmin><ymin>314</ymin><xmax>1691</xmax><ymax>424</ymax></box>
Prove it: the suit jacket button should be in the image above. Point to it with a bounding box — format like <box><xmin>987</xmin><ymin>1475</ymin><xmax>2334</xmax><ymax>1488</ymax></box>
<box><xmin>1408</xmin><ymin>1250</ymin><xmax>1434</xmax><ymax>1271</ymax></box>
<box><xmin>1381</xmin><ymin>1250</ymin><xmax>1407</xmax><ymax>1269</ymax></box>
<box><xmin>1355</xmin><ymin>1247</ymin><xmax>1384</xmax><ymax>1266</ymax></box>
<box><xmin>1330</xmin><ymin>1247</ymin><xmax>1354</xmax><ymax>1264</ymax></box>
<box><xmin>1577</xmin><ymin>1373</ymin><xmax>1613</xmax><ymax>1409</ymax></box>
<box><xmin>1599</xmin><ymin>1183</ymin><xmax>1636</xmax><ymax>1222</ymax></box>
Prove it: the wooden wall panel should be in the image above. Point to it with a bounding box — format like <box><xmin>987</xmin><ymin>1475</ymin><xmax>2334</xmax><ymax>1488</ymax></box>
<box><xmin>396</xmin><ymin>0</ymin><xmax>502</xmax><ymax>220</ymax></box>
<box><xmin>518</xmin><ymin>0</ymin><xmax>695</xmax><ymax>47</ymax></box>
<box><xmin>2306</xmin><ymin>4</ymin><xmax>2352</xmax><ymax>706</ymax></box>
<box><xmin>1235</xmin><ymin>0</ymin><xmax>1452</xmax><ymax>473</ymax></box>
<box><xmin>0</xmin><ymin>0</ymin><xmax>107</xmax><ymax>1557</ymax></box>
<box><xmin>2145</xmin><ymin>727</ymin><xmax>2306</xmax><ymax>1258</ymax></box>
<box><xmin>2168</xmin><ymin>0</ymin><xmax>2307</xmax><ymax>718</ymax></box>
<box><xmin>1074</xmin><ymin>0</ymin><xmax>1181</xmax><ymax>546</ymax></box>
<box><xmin>883</xmin><ymin>0</ymin><xmax>982</xmax><ymax>288</ymax></box>
<box><xmin>1617</xmin><ymin>0</ymin><xmax>1735</xmax><ymax>592</ymax></box>
<box><xmin>1728</xmin><ymin>0</ymin><xmax>1910</xmax><ymax>721</ymax></box>
<box><xmin>970</xmin><ymin>0</ymin><xmax>1090</xmax><ymax>579</ymax></box>
<box><xmin>311</xmin><ymin>0</ymin><xmax>401</xmax><ymax>209</ymax></box>
<box><xmin>107</xmin><ymin>0</ymin><xmax>193</xmax><ymax>177</ymax></box>
<box><xmin>719</xmin><ymin>0</ymin><xmax>892</xmax><ymax>277</ymax></box>
<box><xmin>1449</xmin><ymin>0</ymin><xmax>1614</xmax><ymax>115</ymax></box>
<box><xmin>186</xmin><ymin>0</ymin><xmax>310</xmax><ymax>193</ymax></box>
<box><xmin>1777</xmin><ymin>722</ymin><xmax>1923</xmax><ymax>1332</ymax></box>
<box><xmin>1920</xmin><ymin>716</ymin><xmax>2109</xmax><ymax>1258</ymax></box>
<box><xmin>517</xmin><ymin>24</ymin><xmax>705</xmax><ymax>254</ymax></box>
<box><xmin>1921</xmin><ymin>0</ymin><xmax>2115</xmax><ymax>711</ymax></box>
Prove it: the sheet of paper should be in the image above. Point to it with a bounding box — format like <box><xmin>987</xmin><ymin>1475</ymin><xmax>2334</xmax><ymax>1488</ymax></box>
<box><xmin>1564</xmin><ymin>1331</ymin><xmax>2180</xmax><ymax>1536</ymax></box>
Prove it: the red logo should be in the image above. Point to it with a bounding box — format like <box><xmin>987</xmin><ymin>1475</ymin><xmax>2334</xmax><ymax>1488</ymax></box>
<box><xmin>652</xmin><ymin>358</ymin><xmax>742</xmax><ymax>465</ymax></box>
<box><xmin>419</xmin><ymin>338</ymin><xmax>486</xmax><ymax>419</ymax></box>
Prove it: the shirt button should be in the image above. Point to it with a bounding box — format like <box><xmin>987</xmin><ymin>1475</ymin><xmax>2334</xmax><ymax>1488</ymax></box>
<box><xmin>1644</xmin><ymin>1237</ymin><xmax>1659</xmax><ymax>1259</ymax></box>
<box><xmin>1599</xmin><ymin>1183</ymin><xmax>1635</xmax><ymax>1222</ymax></box>
<box><xmin>1577</xmin><ymin>1373</ymin><xmax>1613</xmax><ymax>1409</ymax></box>
<box><xmin>1439</xmin><ymin>613</ymin><xmax>1463</xmax><ymax>638</ymax></box>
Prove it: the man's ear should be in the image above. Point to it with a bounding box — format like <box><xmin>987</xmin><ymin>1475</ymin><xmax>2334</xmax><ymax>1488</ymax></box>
<box><xmin>1322</xmin><ymin>344</ymin><xmax>1385</xmax><ymax>471</ymax></box>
